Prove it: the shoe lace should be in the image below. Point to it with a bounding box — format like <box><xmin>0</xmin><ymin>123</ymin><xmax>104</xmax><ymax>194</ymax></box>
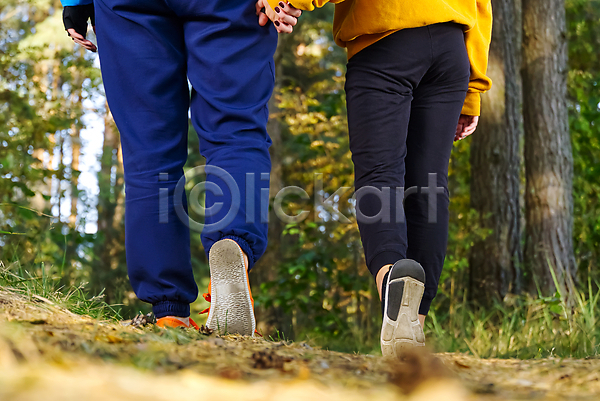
<box><xmin>200</xmin><ymin>279</ymin><xmax>211</xmax><ymax>315</ymax></box>
<box><xmin>188</xmin><ymin>317</ymin><xmax>200</xmax><ymax>330</ymax></box>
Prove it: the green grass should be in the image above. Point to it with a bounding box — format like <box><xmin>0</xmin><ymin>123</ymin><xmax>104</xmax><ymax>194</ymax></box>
<box><xmin>2</xmin><ymin>259</ymin><xmax>599</xmax><ymax>359</ymax></box>
<box><xmin>426</xmin><ymin>262</ymin><xmax>600</xmax><ymax>359</ymax></box>
<box><xmin>427</xmin><ymin>277</ymin><xmax>600</xmax><ymax>359</ymax></box>
<box><xmin>427</xmin><ymin>293</ymin><xmax>597</xmax><ymax>359</ymax></box>
<box><xmin>0</xmin><ymin>261</ymin><xmax>122</xmax><ymax>321</ymax></box>
<box><xmin>294</xmin><ymin>281</ymin><xmax>600</xmax><ymax>359</ymax></box>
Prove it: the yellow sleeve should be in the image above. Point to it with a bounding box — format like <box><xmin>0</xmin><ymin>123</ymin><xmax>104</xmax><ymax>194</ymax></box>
<box><xmin>462</xmin><ymin>0</ymin><xmax>493</xmax><ymax>116</ymax></box>
<box><xmin>267</xmin><ymin>0</ymin><xmax>343</xmax><ymax>12</ymax></box>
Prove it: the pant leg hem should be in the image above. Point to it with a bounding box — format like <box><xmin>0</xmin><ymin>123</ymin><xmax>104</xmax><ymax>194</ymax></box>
<box><xmin>369</xmin><ymin>251</ymin><xmax>404</xmax><ymax>278</ymax></box>
<box><xmin>418</xmin><ymin>297</ymin><xmax>433</xmax><ymax>316</ymax></box>
<box><xmin>152</xmin><ymin>301</ymin><xmax>190</xmax><ymax>319</ymax></box>
<box><xmin>222</xmin><ymin>235</ymin><xmax>255</xmax><ymax>269</ymax></box>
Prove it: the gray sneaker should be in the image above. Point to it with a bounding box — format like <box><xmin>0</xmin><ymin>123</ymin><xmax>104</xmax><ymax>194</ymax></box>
<box><xmin>381</xmin><ymin>259</ymin><xmax>426</xmax><ymax>358</ymax></box>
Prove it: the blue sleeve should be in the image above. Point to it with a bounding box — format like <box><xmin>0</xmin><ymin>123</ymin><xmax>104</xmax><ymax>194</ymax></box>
<box><xmin>61</xmin><ymin>0</ymin><xmax>93</xmax><ymax>6</ymax></box>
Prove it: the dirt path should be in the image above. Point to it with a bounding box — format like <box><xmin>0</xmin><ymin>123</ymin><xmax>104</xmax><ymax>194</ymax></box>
<box><xmin>1</xmin><ymin>289</ymin><xmax>598</xmax><ymax>401</ymax></box>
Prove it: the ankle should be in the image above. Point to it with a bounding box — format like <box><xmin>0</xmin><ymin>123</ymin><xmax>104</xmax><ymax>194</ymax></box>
<box><xmin>376</xmin><ymin>264</ymin><xmax>393</xmax><ymax>300</ymax></box>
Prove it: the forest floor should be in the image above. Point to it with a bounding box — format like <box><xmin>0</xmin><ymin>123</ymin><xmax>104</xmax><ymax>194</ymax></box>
<box><xmin>1</xmin><ymin>288</ymin><xmax>599</xmax><ymax>401</ymax></box>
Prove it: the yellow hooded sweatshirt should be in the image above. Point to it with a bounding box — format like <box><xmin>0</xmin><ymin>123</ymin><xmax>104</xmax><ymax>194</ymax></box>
<box><xmin>267</xmin><ymin>0</ymin><xmax>492</xmax><ymax>116</ymax></box>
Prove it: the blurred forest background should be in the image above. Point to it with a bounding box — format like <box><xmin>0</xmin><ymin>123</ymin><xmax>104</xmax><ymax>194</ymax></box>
<box><xmin>1</xmin><ymin>0</ymin><xmax>599</xmax><ymax>357</ymax></box>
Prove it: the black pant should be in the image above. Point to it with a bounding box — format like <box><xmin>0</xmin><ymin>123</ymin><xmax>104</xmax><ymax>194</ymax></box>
<box><xmin>345</xmin><ymin>23</ymin><xmax>470</xmax><ymax>315</ymax></box>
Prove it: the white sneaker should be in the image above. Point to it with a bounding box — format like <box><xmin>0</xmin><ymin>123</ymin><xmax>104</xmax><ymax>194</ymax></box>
<box><xmin>205</xmin><ymin>239</ymin><xmax>255</xmax><ymax>336</ymax></box>
<box><xmin>381</xmin><ymin>259</ymin><xmax>426</xmax><ymax>358</ymax></box>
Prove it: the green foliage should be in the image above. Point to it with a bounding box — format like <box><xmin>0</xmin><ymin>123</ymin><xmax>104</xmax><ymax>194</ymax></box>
<box><xmin>437</xmin><ymin>136</ymin><xmax>491</xmax><ymax>311</ymax></box>
<box><xmin>1</xmin><ymin>0</ymin><xmax>101</xmax><ymax>293</ymax></box>
<box><xmin>567</xmin><ymin>0</ymin><xmax>600</xmax><ymax>283</ymax></box>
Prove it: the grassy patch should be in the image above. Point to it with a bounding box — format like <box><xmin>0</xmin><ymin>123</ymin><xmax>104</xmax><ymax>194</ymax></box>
<box><xmin>0</xmin><ymin>261</ymin><xmax>122</xmax><ymax>321</ymax></box>
<box><xmin>294</xmin><ymin>283</ymin><xmax>600</xmax><ymax>359</ymax></box>
<box><xmin>2</xmin><ymin>260</ymin><xmax>598</xmax><ymax>359</ymax></box>
<box><xmin>428</xmin><ymin>280</ymin><xmax>600</xmax><ymax>359</ymax></box>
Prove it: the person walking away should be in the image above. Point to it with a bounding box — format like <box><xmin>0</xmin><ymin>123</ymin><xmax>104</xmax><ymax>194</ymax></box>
<box><xmin>257</xmin><ymin>0</ymin><xmax>492</xmax><ymax>356</ymax></box>
<box><xmin>60</xmin><ymin>0</ymin><xmax>301</xmax><ymax>335</ymax></box>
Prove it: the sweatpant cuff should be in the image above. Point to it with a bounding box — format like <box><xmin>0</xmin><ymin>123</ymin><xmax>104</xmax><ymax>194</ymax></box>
<box><xmin>418</xmin><ymin>297</ymin><xmax>433</xmax><ymax>316</ymax></box>
<box><xmin>222</xmin><ymin>235</ymin><xmax>255</xmax><ymax>269</ymax></box>
<box><xmin>152</xmin><ymin>301</ymin><xmax>190</xmax><ymax>319</ymax></box>
<box><xmin>369</xmin><ymin>251</ymin><xmax>404</xmax><ymax>278</ymax></box>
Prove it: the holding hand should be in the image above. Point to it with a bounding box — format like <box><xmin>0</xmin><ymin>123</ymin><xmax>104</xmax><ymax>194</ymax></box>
<box><xmin>63</xmin><ymin>5</ymin><xmax>97</xmax><ymax>52</ymax></box>
<box><xmin>256</xmin><ymin>0</ymin><xmax>302</xmax><ymax>34</ymax></box>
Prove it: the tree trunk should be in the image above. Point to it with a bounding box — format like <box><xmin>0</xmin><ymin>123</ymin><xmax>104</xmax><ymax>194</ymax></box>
<box><xmin>469</xmin><ymin>0</ymin><xmax>523</xmax><ymax>304</ymax></box>
<box><xmin>522</xmin><ymin>0</ymin><xmax>576</xmax><ymax>296</ymax></box>
<box><xmin>70</xmin><ymin>125</ymin><xmax>81</xmax><ymax>227</ymax></box>
<box><xmin>60</xmin><ymin>123</ymin><xmax>81</xmax><ymax>283</ymax></box>
<box><xmin>92</xmin><ymin>105</ymin><xmax>126</xmax><ymax>303</ymax></box>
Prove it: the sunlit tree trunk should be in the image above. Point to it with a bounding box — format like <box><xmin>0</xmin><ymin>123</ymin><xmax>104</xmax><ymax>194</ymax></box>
<box><xmin>92</xmin><ymin>106</ymin><xmax>126</xmax><ymax>303</ymax></box>
<box><xmin>60</xmin><ymin>123</ymin><xmax>81</xmax><ymax>283</ymax></box>
<box><xmin>47</xmin><ymin>60</ymin><xmax>64</xmax><ymax>222</ymax></box>
<box><xmin>63</xmin><ymin>69</ymin><xmax>83</xmax><ymax>281</ymax></box>
<box><xmin>522</xmin><ymin>0</ymin><xmax>576</xmax><ymax>296</ymax></box>
<box><xmin>69</xmin><ymin>125</ymin><xmax>81</xmax><ymax>227</ymax></box>
<box><xmin>469</xmin><ymin>0</ymin><xmax>523</xmax><ymax>304</ymax></box>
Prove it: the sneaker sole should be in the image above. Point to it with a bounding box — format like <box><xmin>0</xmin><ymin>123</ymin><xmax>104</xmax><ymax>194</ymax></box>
<box><xmin>381</xmin><ymin>267</ymin><xmax>426</xmax><ymax>358</ymax></box>
<box><xmin>206</xmin><ymin>239</ymin><xmax>255</xmax><ymax>336</ymax></box>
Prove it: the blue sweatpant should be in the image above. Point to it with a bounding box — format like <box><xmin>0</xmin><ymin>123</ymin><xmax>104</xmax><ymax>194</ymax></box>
<box><xmin>95</xmin><ymin>0</ymin><xmax>277</xmax><ymax>318</ymax></box>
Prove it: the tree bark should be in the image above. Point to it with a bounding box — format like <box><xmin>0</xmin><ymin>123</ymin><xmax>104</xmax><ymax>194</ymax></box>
<box><xmin>522</xmin><ymin>0</ymin><xmax>576</xmax><ymax>296</ymax></box>
<box><xmin>469</xmin><ymin>0</ymin><xmax>523</xmax><ymax>304</ymax></box>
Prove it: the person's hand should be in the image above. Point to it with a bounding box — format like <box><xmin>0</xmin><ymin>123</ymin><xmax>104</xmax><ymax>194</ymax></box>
<box><xmin>63</xmin><ymin>5</ymin><xmax>97</xmax><ymax>52</ymax></box>
<box><xmin>67</xmin><ymin>28</ymin><xmax>97</xmax><ymax>52</ymax></box>
<box><xmin>455</xmin><ymin>115</ymin><xmax>479</xmax><ymax>141</ymax></box>
<box><xmin>256</xmin><ymin>0</ymin><xmax>302</xmax><ymax>34</ymax></box>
